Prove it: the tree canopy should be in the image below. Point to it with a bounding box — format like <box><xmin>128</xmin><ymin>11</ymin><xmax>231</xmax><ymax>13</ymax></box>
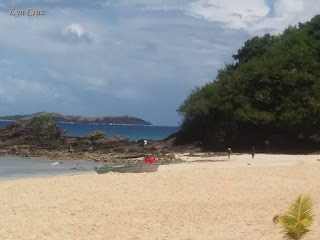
<box><xmin>178</xmin><ymin>15</ymin><xmax>320</xmax><ymax>152</ymax></box>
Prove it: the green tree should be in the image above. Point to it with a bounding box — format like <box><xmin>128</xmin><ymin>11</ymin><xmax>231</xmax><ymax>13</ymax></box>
<box><xmin>178</xmin><ymin>14</ymin><xmax>320</xmax><ymax>150</ymax></box>
<box><xmin>232</xmin><ymin>33</ymin><xmax>277</xmax><ymax>64</ymax></box>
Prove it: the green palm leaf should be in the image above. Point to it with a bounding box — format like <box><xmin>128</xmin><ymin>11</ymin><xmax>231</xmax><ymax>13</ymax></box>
<box><xmin>274</xmin><ymin>194</ymin><xmax>314</xmax><ymax>240</ymax></box>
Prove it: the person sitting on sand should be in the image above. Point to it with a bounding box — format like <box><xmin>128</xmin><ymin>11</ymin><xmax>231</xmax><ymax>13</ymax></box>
<box><xmin>144</xmin><ymin>156</ymin><xmax>150</xmax><ymax>164</ymax></box>
<box><xmin>150</xmin><ymin>155</ymin><xmax>155</xmax><ymax>164</ymax></box>
<box><xmin>227</xmin><ymin>147</ymin><xmax>232</xmax><ymax>159</ymax></box>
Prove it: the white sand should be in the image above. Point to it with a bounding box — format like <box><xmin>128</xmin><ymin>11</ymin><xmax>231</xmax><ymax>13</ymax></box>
<box><xmin>0</xmin><ymin>154</ymin><xmax>320</xmax><ymax>239</ymax></box>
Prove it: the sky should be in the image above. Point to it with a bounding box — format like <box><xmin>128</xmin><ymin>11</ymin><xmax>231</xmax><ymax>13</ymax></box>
<box><xmin>0</xmin><ymin>0</ymin><xmax>320</xmax><ymax>126</ymax></box>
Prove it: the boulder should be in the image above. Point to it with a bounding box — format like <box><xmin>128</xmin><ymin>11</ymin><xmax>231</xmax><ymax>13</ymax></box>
<box><xmin>0</xmin><ymin>115</ymin><xmax>66</xmax><ymax>148</ymax></box>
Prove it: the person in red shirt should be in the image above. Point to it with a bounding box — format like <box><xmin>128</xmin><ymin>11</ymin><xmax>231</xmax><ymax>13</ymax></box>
<box><xmin>144</xmin><ymin>156</ymin><xmax>150</xmax><ymax>164</ymax></box>
<box><xmin>150</xmin><ymin>155</ymin><xmax>155</xmax><ymax>164</ymax></box>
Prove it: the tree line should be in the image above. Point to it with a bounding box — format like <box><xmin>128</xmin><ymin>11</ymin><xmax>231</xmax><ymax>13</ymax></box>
<box><xmin>178</xmin><ymin>15</ymin><xmax>320</xmax><ymax>152</ymax></box>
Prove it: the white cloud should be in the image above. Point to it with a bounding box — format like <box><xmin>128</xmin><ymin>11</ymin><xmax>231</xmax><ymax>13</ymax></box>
<box><xmin>187</xmin><ymin>0</ymin><xmax>320</xmax><ymax>35</ymax></box>
<box><xmin>275</xmin><ymin>0</ymin><xmax>304</xmax><ymax>16</ymax></box>
<box><xmin>102</xmin><ymin>0</ymin><xmax>193</xmax><ymax>10</ymax></box>
<box><xmin>187</xmin><ymin>0</ymin><xmax>269</xmax><ymax>30</ymax></box>
<box><xmin>271</xmin><ymin>0</ymin><xmax>320</xmax><ymax>27</ymax></box>
<box><xmin>65</xmin><ymin>23</ymin><xmax>86</xmax><ymax>37</ymax></box>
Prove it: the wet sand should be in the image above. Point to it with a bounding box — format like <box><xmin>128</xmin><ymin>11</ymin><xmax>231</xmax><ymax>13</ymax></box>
<box><xmin>0</xmin><ymin>154</ymin><xmax>319</xmax><ymax>239</ymax></box>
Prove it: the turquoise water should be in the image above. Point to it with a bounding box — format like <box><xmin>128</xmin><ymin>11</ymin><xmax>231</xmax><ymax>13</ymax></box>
<box><xmin>0</xmin><ymin>121</ymin><xmax>179</xmax><ymax>141</ymax></box>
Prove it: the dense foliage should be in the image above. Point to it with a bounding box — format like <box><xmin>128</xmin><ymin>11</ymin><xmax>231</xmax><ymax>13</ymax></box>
<box><xmin>178</xmin><ymin>15</ymin><xmax>320</xmax><ymax>151</ymax></box>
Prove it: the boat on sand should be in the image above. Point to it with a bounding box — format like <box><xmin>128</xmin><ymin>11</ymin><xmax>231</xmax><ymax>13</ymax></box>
<box><xmin>95</xmin><ymin>162</ymin><xmax>159</xmax><ymax>174</ymax></box>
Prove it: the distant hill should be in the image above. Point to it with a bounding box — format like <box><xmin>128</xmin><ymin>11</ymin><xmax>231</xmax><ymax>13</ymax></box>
<box><xmin>0</xmin><ymin>112</ymin><xmax>152</xmax><ymax>126</ymax></box>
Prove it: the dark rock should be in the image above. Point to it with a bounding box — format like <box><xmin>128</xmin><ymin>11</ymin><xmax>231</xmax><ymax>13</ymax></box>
<box><xmin>78</xmin><ymin>131</ymin><xmax>105</xmax><ymax>140</ymax></box>
<box><xmin>0</xmin><ymin>115</ymin><xmax>198</xmax><ymax>162</ymax></box>
<box><xmin>105</xmin><ymin>135</ymin><xmax>125</xmax><ymax>142</ymax></box>
<box><xmin>0</xmin><ymin>115</ymin><xmax>66</xmax><ymax>148</ymax></box>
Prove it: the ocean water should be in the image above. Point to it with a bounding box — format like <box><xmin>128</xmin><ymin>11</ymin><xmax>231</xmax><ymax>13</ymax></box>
<box><xmin>0</xmin><ymin>156</ymin><xmax>100</xmax><ymax>181</ymax></box>
<box><xmin>0</xmin><ymin>121</ymin><xmax>179</xmax><ymax>141</ymax></box>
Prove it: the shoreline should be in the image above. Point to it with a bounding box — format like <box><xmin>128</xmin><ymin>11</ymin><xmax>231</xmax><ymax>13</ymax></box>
<box><xmin>1</xmin><ymin>152</ymin><xmax>320</xmax><ymax>181</ymax></box>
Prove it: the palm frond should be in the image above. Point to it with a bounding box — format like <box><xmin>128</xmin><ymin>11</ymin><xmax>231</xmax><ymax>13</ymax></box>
<box><xmin>275</xmin><ymin>194</ymin><xmax>314</xmax><ymax>240</ymax></box>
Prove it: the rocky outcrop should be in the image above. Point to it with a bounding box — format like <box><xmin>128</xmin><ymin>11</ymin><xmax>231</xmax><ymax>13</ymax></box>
<box><xmin>0</xmin><ymin>115</ymin><xmax>68</xmax><ymax>148</ymax></box>
<box><xmin>0</xmin><ymin>116</ymin><xmax>200</xmax><ymax>162</ymax></box>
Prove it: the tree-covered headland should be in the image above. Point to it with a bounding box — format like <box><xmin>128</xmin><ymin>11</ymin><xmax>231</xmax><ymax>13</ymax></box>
<box><xmin>178</xmin><ymin>15</ymin><xmax>320</xmax><ymax>152</ymax></box>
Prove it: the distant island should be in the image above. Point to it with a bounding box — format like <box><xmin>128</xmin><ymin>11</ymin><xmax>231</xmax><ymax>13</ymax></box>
<box><xmin>0</xmin><ymin>112</ymin><xmax>152</xmax><ymax>126</ymax></box>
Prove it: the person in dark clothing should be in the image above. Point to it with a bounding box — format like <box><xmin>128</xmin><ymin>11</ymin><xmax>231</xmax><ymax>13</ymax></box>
<box><xmin>251</xmin><ymin>146</ymin><xmax>255</xmax><ymax>159</ymax></box>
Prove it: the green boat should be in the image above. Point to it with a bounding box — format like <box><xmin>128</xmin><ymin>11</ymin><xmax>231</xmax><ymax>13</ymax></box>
<box><xmin>95</xmin><ymin>162</ymin><xmax>159</xmax><ymax>174</ymax></box>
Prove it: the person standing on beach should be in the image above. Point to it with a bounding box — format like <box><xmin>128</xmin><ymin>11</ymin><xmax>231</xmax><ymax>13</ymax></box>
<box><xmin>251</xmin><ymin>146</ymin><xmax>255</xmax><ymax>159</ymax></box>
<box><xmin>227</xmin><ymin>147</ymin><xmax>232</xmax><ymax>160</ymax></box>
<box><xmin>144</xmin><ymin>139</ymin><xmax>148</xmax><ymax>146</ymax></box>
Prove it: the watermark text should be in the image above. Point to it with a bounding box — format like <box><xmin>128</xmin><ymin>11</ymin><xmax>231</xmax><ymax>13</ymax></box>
<box><xmin>9</xmin><ymin>8</ymin><xmax>45</xmax><ymax>18</ymax></box>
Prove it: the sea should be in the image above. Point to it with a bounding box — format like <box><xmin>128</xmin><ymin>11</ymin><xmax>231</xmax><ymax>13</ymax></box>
<box><xmin>0</xmin><ymin>121</ymin><xmax>179</xmax><ymax>180</ymax></box>
<box><xmin>0</xmin><ymin>121</ymin><xmax>179</xmax><ymax>141</ymax></box>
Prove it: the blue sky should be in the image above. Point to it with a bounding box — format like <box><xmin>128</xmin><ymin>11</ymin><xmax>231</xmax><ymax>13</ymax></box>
<box><xmin>0</xmin><ymin>0</ymin><xmax>319</xmax><ymax>126</ymax></box>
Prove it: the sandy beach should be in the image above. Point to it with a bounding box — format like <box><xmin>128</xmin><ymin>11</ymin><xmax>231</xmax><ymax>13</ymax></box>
<box><xmin>0</xmin><ymin>154</ymin><xmax>320</xmax><ymax>240</ymax></box>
